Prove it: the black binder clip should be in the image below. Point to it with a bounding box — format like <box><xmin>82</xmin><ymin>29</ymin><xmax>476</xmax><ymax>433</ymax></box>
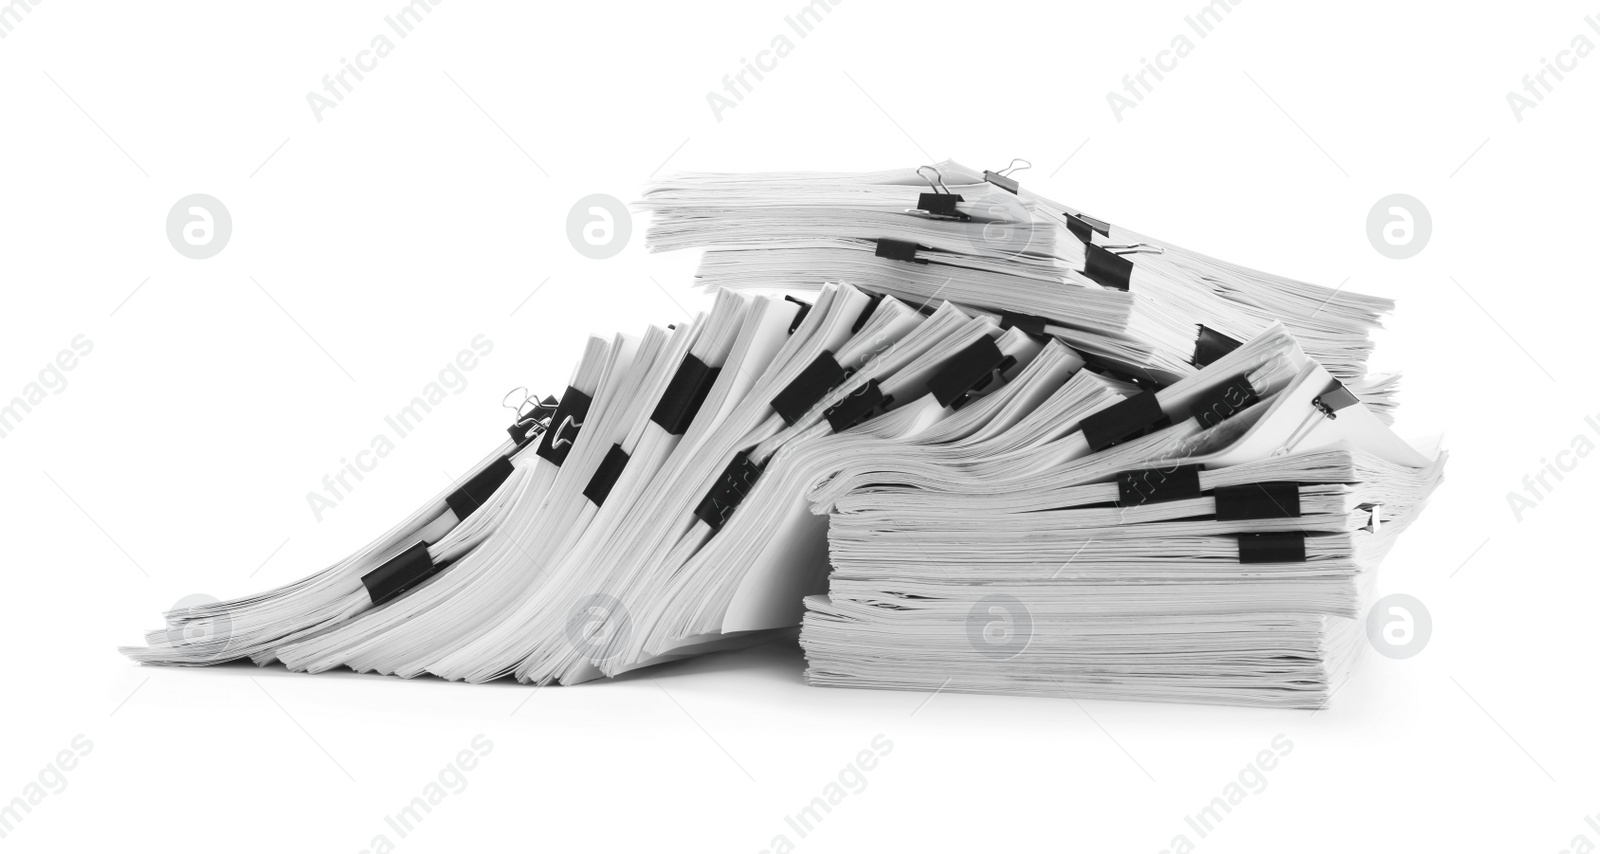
<box><xmin>1237</xmin><ymin>532</ymin><xmax>1307</xmax><ymax>564</ymax></box>
<box><xmin>852</xmin><ymin>291</ymin><xmax>885</xmax><ymax>334</ymax></box>
<box><xmin>693</xmin><ymin>450</ymin><xmax>765</xmax><ymax>532</ymax></box>
<box><xmin>1277</xmin><ymin>379</ymin><xmax>1360</xmax><ymax>456</ymax></box>
<box><xmin>1189</xmin><ymin>374</ymin><xmax>1260</xmax><ymax>429</ymax></box>
<box><xmin>912</xmin><ymin>166</ymin><xmax>969</xmax><ymax>221</ymax></box>
<box><xmin>982</xmin><ymin>158</ymin><xmax>1030</xmax><ymax>195</ymax></box>
<box><xmin>583</xmin><ymin>444</ymin><xmax>631</xmax><ymax>507</ymax></box>
<box><xmin>1192</xmin><ymin>325</ymin><xmax>1244</xmax><ymax>369</ymax></box>
<box><xmin>536</xmin><ymin>386</ymin><xmax>593</xmax><ymax>467</ymax></box>
<box><xmin>505</xmin><ymin>390</ymin><xmax>559</xmax><ymax>448</ymax></box>
<box><xmin>651</xmin><ymin>355</ymin><xmax>720</xmax><ymax>436</ymax></box>
<box><xmin>824</xmin><ymin>380</ymin><xmax>892</xmax><ymax>432</ymax></box>
<box><xmin>785</xmin><ymin>295</ymin><xmax>813</xmax><ymax>333</ymax></box>
<box><xmin>998</xmin><ymin>311</ymin><xmax>1050</xmax><ymax>339</ymax></box>
<box><xmin>361</xmin><ymin>541</ymin><xmax>442</xmax><ymax>606</ymax></box>
<box><xmin>953</xmin><ymin>355</ymin><xmax>1014</xmax><ymax>410</ymax></box>
<box><xmin>874</xmin><ymin>238</ymin><xmax>925</xmax><ymax>264</ymax></box>
<box><xmin>1083</xmin><ymin>243</ymin><xmax>1134</xmax><ymax>291</ymax></box>
<box><xmin>771</xmin><ymin>351</ymin><xmax>848</xmax><ymax>426</ymax></box>
<box><xmin>446</xmin><ymin>456</ymin><xmax>516</xmax><ymax>520</ymax></box>
<box><xmin>1116</xmin><ymin>464</ymin><xmax>1203</xmax><ymax>507</ymax></box>
<box><xmin>1080</xmin><ymin>390</ymin><xmax>1170</xmax><ymax>452</ymax></box>
<box><xmin>1065</xmin><ymin>212</ymin><xmax>1110</xmax><ymax>245</ymax></box>
<box><xmin>1312</xmin><ymin>382</ymin><xmax>1360</xmax><ymax>419</ymax></box>
<box><xmin>1215</xmin><ymin>482</ymin><xmax>1301</xmax><ymax>521</ymax></box>
<box><xmin>927</xmin><ymin>336</ymin><xmax>1009</xmax><ymax>409</ymax></box>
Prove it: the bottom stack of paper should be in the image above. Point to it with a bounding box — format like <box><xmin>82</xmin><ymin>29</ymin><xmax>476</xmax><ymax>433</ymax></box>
<box><xmin>800</xmin><ymin>343</ymin><xmax>1444</xmax><ymax>709</ymax></box>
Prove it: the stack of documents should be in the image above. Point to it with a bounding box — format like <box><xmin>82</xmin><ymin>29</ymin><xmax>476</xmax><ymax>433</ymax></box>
<box><xmin>122</xmin><ymin>286</ymin><xmax>1056</xmax><ymax>683</ymax></box>
<box><xmin>119</xmin><ymin>162</ymin><xmax>1441</xmax><ymax>710</ymax></box>
<box><xmin>797</xmin><ymin>324</ymin><xmax>1444</xmax><ymax>708</ymax></box>
<box><xmin>643</xmin><ymin>160</ymin><xmax>1399</xmax><ymax>422</ymax></box>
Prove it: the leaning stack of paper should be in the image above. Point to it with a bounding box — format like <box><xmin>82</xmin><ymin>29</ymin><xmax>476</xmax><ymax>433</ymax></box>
<box><xmin>121</xmin><ymin>286</ymin><xmax>1067</xmax><ymax>683</ymax></box>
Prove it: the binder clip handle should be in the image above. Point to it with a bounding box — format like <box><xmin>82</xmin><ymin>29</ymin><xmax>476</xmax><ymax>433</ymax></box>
<box><xmin>917</xmin><ymin>165</ymin><xmax>953</xmax><ymax>196</ymax></box>
<box><xmin>913</xmin><ymin>165</ymin><xmax>969</xmax><ymax>221</ymax></box>
<box><xmin>983</xmin><ymin>158</ymin><xmax>1031</xmax><ymax>194</ymax></box>
<box><xmin>993</xmin><ymin>158</ymin><xmax>1031</xmax><ymax>177</ymax></box>
<box><xmin>1102</xmin><ymin>243</ymin><xmax>1164</xmax><ymax>256</ymax></box>
<box><xmin>505</xmin><ymin>387</ymin><xmax>559</xmax><ymax>447</ymax></box>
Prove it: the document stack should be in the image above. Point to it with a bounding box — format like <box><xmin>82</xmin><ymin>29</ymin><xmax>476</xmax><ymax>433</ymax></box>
<box><xmin>797</xmin><ymin>323</ymin><xmax>1443</xmax><ymax>709</ymax></box>
<box><xmin>120</xmin><ymin>162</ymin><xmax>1442</xmax><ymax>710</ymax></box>
<box><xmin>642</xmin><ymin>159</ymin><xmax>1400</xmax><ymax>423</ymax></box>
<box><xmin>126</xmin><ymin>286</ymin><xmax>1058</xmax><ymax>683</ymax></box>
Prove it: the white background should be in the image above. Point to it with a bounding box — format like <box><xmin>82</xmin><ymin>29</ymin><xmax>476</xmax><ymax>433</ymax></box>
<box><xmin>0</xmin><ymin>1</ymin><xmax>1595</xmax><ymax>851</ymax></box>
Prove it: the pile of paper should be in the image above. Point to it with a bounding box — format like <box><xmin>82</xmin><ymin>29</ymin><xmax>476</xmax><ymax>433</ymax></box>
<box><xmin>643</xmin><ymin>160</ymin><xmax>1399</xmax><ymax>421</ymax></box>
<box><xmin>797</xmin><ymin>324</ymin><xmax>1443</xmax><ymax>709</ymax></box>
<box><xmin>120</xmin><ymin>161</ymin><xmax>1442</xmax><ymax>709</ymax></box>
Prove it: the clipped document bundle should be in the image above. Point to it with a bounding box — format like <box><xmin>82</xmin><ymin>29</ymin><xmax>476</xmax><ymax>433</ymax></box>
<box><xmin>642</xmin><ymin>159</ymin><xmax>1400</xmax><ymax>422</ymax></box>
<box><xmin>122</xmin><ymin>161</ymin><xmax>1441</xmax><ymax>709</ymax></box>
<box><xmin>798</xmin><ymin>324</ymin><xmax>1444</xmax><ymax>708</ymax></box>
